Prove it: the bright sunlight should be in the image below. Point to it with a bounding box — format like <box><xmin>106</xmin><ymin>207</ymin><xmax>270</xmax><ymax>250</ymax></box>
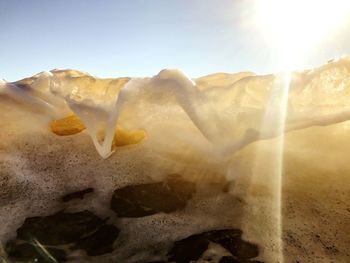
<box><xmin>254</xmin><ymin>0</ymin><xmax>350</xmax><ymax>69</ymax></box>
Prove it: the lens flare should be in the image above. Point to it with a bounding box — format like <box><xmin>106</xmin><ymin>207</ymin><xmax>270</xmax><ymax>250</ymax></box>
<box><xmin>254</xmin><ymin>0</ymin><xmax>350</xmax><ymax>69</ymax></box>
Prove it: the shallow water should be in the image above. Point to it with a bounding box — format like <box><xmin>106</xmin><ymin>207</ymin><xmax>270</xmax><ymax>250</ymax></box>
<box><xmin>1</xmin><ymin>58</ymin><xmax>350</xmax><ymax>262</ymax></box>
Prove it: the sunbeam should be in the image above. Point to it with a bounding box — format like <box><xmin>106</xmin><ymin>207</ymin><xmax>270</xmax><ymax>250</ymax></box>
<box><xmin>240</xmin><ymin>72</ymin><xmax>291</xmax><ymax>262</ymax></box>
<box><xmin>261</xmin><ymin>72</ymin><xmax>291</xmax><ymax>263</ymax></box>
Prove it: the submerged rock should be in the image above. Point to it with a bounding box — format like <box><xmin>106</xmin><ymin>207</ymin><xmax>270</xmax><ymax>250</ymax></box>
<box><xmin>167</xmin><ymin>229</ymin><xmax>261</xmax><ymax>263</ymax></box>
<box><xmin>5</xmin><ymin>210</ymin><xmax>120</xmax><ymax>261</ymax></box>
<box><xmin>16</xmin><ymin>211</ymin><xmax>105</xmax><ymax>245</ymax></box>
<box><xmin>207</xmin><ymin>229</ymin><xmax>259</xmax><ymax>259</ymax></box>
<box><xmin>5</xmin><ymin>241</ymin><xmax>67</xmax><ymax>263</ymax></box>
<box><xmin>72</xmin><ymin>224</ymin><xmax>120</xmax><ymax>256</ymax></box>
<box><xmin>168</xmin><ymin>233</ymin><xmax>210</xmax><ymax>263</ymax></box>
<box><xmin>219</xmin><ymin>256</ymin><xmax>263</xmax><ymax>263</ymax></box>
<box><xmin>61</xmin><ymin>188</ymin><xmax>94</xmax><ymax>203</ymax></box>
<box><xmin>110</xmin><ymin>175</ymin><xmax>196</xmax><ymax>217</ymax></box>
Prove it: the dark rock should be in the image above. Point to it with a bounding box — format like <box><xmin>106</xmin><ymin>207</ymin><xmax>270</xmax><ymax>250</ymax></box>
<box><xmin>167</xmin><ymin>229</ymin><xmax>261</xmax><ymax>263</ymax></box>
<box><xmin>219</xmin><ymin>256</ymin><xmax>240</xmax><ymax>263</ymax></box>
<box><xmin>219</xmin><ymin>256</ymin><xmax>264</xmax><ymax>263</ymax></box>
<box><xmin>167</xmin><ymin>234</ymin><xmax>210</xmax><ymax>263</ymax></box>
<box><xmin>73</xmin><ymin>224</ymin><xmax>120</xmax><ymax>256</ymax></box>
<box><xmin>206</xmin><ymin>229</ymin><xmax>242</xmax><ymax>243</ymax></box>
<box><xmin>61</xmin><ymin>188</ymin><xmax>94</xmax><ymax>202</ymax></box>
<box><xmin>207</xmin><ymin>229</ymin><xmax>259</xmax><ymax>259</ymax></box>
<box><xmin>5</xmin><ymin>241</ymin><xmax>67</xmax><ymax>262</ymax></box>
<box><xmin>12</xmin><ymin>210</ymin><xmax>120</xmax><ymax>257</ymax></box>
<box><xmin>17</xmin><ymin>210</ymin><xmax>104</xmax><ymax>245</ymax></box>
<box><xmin>110</xmin><ymin>175</ymin><xmax>195</xmax><ymax>217</ymax></box>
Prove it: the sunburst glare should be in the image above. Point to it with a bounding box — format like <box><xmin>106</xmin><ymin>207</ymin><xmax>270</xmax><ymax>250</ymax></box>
<box><xmin>254</xmin><ymin>0</ymin><xmax>350</xmax><ymax>69</ymax></box>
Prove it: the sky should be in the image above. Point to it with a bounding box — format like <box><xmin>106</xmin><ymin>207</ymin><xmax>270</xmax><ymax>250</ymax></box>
<box><xmin>1</xmin><ymin>0</ymin><xmax>350</xmax><ymax>81</ymax></box>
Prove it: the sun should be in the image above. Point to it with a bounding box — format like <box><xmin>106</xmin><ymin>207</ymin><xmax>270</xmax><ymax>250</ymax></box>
<box><xmin>253</xmin><ymin>0</ymin><xmax>350</xmax><ymax>69</ymax></box>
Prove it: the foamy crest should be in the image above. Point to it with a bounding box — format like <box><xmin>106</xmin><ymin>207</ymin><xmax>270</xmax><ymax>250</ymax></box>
<box><xmin>2</xmin><ymin>57</ymin><xmax>350</xmax><ymax>159</ymax></box>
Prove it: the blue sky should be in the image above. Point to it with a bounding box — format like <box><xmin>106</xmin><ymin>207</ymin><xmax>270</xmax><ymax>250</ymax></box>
<box><xmin>1</xmin><ymin>0</ymin><xmax>350</xmax><ymax>81</ymax></box>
